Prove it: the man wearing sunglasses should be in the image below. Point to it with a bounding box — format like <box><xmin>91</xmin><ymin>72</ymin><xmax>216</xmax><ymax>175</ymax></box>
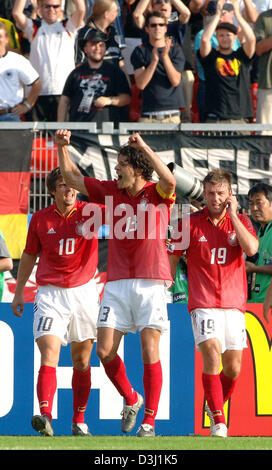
<box><xmin>131</xmin><ymin>11</ymin><xmax>185</xmax><ymax>123</ymax></box>
<box><xmin>12</xmin><ymin>0</ymin><xmax>85</xmax><ymax>121</ymax></box>
<box><xmin>133</xmin><ymin>0</ymin><xmax>193</xmax><ymax>121</ymax></box>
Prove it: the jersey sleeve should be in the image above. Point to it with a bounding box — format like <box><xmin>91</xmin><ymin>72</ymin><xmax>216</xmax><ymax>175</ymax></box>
<box><xmin>24</xmin><ymin>214</ymin><xmax>41</xmax><ymax>255</ymax></box>
<box><xmin>18</xmin><ymin>55</ymin><xmax>39</xmax><ymax>86</ymax></box>
<box><xmin>62</xmin><ymin>69</ymin><xmax>74</xmax><ymax>97</ymax></box>
<box><xmin>171</xmin><ymin>44</ymin><xmax>185</xmax><ymax>73</ymax></box>
<box><xmin>23</xmin><ymin>18</ymin><xmax>35</xmax><ymax>41</ymax></box>
<box><xmin>130</xmin><ymin>45</ymin><xmax>145</xmax><ymax>70</ymax></box>
<box><xmin>115</xmin><ymin>68</ymin><xmax>131</xmax><ymax>96</ymax></box>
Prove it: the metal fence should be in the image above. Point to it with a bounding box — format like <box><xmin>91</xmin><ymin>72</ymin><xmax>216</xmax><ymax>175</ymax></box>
<box><xmin>1</xmin><ymin>121</ymin><xmax>272</xmax><ymax>214</ymax></box>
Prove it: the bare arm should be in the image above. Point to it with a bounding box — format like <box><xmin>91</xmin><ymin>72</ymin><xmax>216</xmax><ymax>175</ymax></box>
<box><xmin>11</xmin><ymin>252</ymin><xmax>37</xmax><ymax>317</ymax></box>
<box><xmin>246</xmin><ymin>261</ymin><xmax>272</xmax><ymax>275</ymax></box>
<box><xmin>13</xmin><ymin>78</ymin><xmax>42</xmax><ymax>116</ymax></box>
<box><xmin>231</xmin><ymin>0</ymin><xmax>256</xmax><ymax>58</ymax></box>
<box><xmin>70</xmin><ymin>0</ymin><xmax>86</xmax><ymax>29</ymax></box>
<box><xmin>57</xmin><ymin>95</ymin><xmax>70</xmax><ymax>122</ymax></box>
<box><xmin>168</xmin><ymin>254</ymin><xmax>180</xmax><ymax>279</ymax></box>
<box><xmin>133</xmin><ymin>0</ymin><xmax>150</xmax><ymax>28</ymax></box>
<box><xmin>134</xmin><ymin>47</ymin><xmax>159</xmax><ymax>90</ymax></box>
<box><xmin>200</xmin><ymin>0</ymin><xmax>224</xmax><ymax>58</ymax></box>
<box><xmin>0</xmin><ymin>257</ymin><xmax>13</xmax><ymax>272</ymax></box>
<box><xmin>135</xmin><ymin>41</ymin><xmax>181</xmax><ymax>89</ymax></box>
<box><xmin>25</xmin><ymin>78</ymin><xmax>42</xmax><ymax>107</ymax></box>
<box><xmin>226</xmin><ymin>196</ymin><xmax>259</xmax><ymax>257</ymax></box>
<box><xmin>128</xmin><ymin>133</ymin><xmax>176</xmax><ymax>195</ymax></box>
<box><xmin>12</xmin><ymin>0</ymin><xmax>28</xmax><ymax>30</ymax></box>
<box><xmin>241</xmin><ymin>0</ymin><xmax>259</xmax><ymax>24</ymax></box>
<box><xmin>55</xmin><ymin>129</ymin><xmax>88</xmax><ymax>195</ymax></box>
<box><xmin>94</xmin><ymin>93</ymin><xmax>131</xmax><ymax>108</ymax></box>
<box><xmin>255</xmin><ymin>36</ymin><xmax>272</xmax><ymax>56</ymax></box>
<box><xmin>161</xmin><ymin>39</ymin><xmax>182</xmax><ymax>87</ymax></box>
<box><xmin>171</xmin><ymin>0</ymin><xmax>191</xmax><ymax>24</ymax></box>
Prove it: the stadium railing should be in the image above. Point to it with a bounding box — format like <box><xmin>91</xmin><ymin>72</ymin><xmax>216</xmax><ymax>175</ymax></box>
<box><xmin>1</xmin><ymin>121</ymin><xmax>272</xmax><ymax>214</ymax></box>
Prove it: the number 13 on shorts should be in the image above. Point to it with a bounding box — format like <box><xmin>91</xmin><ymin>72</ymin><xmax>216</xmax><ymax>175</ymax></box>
<box><xmin>99</xmin><ymin>306</ymin><xmax>110</xmax><ymax>322</ymax></box>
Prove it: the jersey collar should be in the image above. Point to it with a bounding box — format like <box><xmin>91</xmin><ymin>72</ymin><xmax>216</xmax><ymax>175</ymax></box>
<box><xmin>204</xmin><ymin>206</ymin><xmax>228</xmax><ymax>227</ymax></box>
<box><xmin>125</xmin><ymin>181</ymin><xmax>153</xmax><ymax>198</ymax></box>
<box><xmin>53</xmin><ymin>201</ymin><xmax>78</xmax><ymax>218</ymax></box>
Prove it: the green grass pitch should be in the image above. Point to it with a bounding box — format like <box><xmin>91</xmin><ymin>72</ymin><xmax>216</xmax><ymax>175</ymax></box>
<box><xmin>1</xmin><ymin>435</ymin><xmax>272</xmax><ymax>451</ymax></box>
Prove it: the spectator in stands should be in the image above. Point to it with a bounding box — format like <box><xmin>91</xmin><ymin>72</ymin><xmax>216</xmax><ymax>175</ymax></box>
<box><xmin>198</xmin><ymin>0</ymin><xmax>255</xmax><ymax>124</ymax></box>
<box><xmin>0</xmin><ymin>230</ymin><xmax>13</xmax><ymax>302</ymax></box>
<box><xmin>57</xmin><ymin>28</ymin><xmax>131</xmax><ymax>126</ymax></box>
<box><xmin>0</xmin><ymin>16</ymin><xmax>21</xmax><ymax>52</ymax></box>
<box><xmin>254</xmin><ymin>9</ymin><xmax>272</xmax><ymax>135</ymax></box>
<box><xmin>12</xmin><ymin>0</ymin><xmax>86</xmax><ymax>121</ymax></box>
<box><xmin>194</xmin><ymin>4</ymin><xmax>240</xmax><ymax>122</ymax></box>
<box><xmin>133</xmin><ymin>0</ymin><xmax>191</xmax><ymax>39</ymax></box>
<box><xmin>75</xmin><ymin>0</ymin><xmax>124</xmax><ymax>68</ymax></box>
<box><xmin>189</xmin><ymin>0</ymin><xmax>258</xmax><ymax>20</ymax></box>
<box><xmin>120</xmin><ymin>0</ymin><xmax>143</xmax><ymax>81</ymax></box>
<box><xmin>0</xmin><ymin>21</ymin><xmax>41</xmax><ymax>121</ymax></box>
<box><xmin>131</xmin><ymin>11</ymin><xmax>185</xmax><ymax>123</ymax></box>
<box><xmin>246</xmin><ymin>183</ymin><xmax>272</xmax><ymax>303</ymax></box>
<box><xmin>133</xmin><ymin>0</ymin><xmax>193</xmax><ymax>120</ymax></box>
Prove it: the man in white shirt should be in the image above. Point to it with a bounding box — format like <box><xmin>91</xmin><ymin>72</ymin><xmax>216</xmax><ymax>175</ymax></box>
<box><xmin>0</xmin><ymin>21</ymin><xmax>41</xmax><ymax>121</ymax></box>
<box><xmin>12</xmin><ymin>0</ymin><xmax>85</xmax><ymax>121</ymax></box>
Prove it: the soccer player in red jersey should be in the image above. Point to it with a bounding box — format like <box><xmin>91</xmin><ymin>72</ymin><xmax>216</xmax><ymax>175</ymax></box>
<box><xmin>56</xmin><ymin>128</ymin><xmax>176</xmax><ymax>437</ymax></box>
<box><xmin>11</xmin><ymin>167</ymin><xmax>101</xmax><ymax>436</ymax></box>
<box><xmin>168</xmin><ymin>169</ymin><xmax>258</xmax><ymax>437</ymax></box>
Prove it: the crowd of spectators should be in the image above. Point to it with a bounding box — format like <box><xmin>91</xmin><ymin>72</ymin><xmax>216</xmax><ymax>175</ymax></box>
<box><xmin>0</xmin><ymin>0</ymin><xmax>271</xmax><ymax>128</ymax></box>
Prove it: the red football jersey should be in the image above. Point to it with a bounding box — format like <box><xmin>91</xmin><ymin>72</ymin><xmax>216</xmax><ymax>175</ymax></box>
<box><xmin>24</xmin><ymin>200</ymin><xmax>100</xmax><ymax>288</ymax></box>
<box><xmin>169</xmin><ymin>207</ymin><xmax>257</xmax><ymax>313</ymax></box>
<box><xmin>84</xmin><ymin>177</ymin><xmax>174</xmax><ymax>282</ymax></box>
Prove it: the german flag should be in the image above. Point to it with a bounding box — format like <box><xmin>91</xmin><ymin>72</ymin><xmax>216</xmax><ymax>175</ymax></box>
<box><xmin>0</xmin><ymin>130</ymin><xmax>33</xmax><ymax>259</ymax></box>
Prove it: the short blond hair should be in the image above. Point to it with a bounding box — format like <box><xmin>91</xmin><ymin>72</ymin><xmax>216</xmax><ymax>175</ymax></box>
<box><xmin>90</xmin><ymin>0</ymin><xmax>117</xmax><ymax>20</ymax></box>
<box><xmin>203</xmin><ymin>169</ymin><xmax>232</xmax><ymax>190</ymax></box>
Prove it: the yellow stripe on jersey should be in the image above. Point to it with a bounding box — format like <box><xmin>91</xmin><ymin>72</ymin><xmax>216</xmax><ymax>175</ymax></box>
<box><xmin>156</xmin><ymin>182</ymin><xmax>176</xmax><ymax>201</ymax></box>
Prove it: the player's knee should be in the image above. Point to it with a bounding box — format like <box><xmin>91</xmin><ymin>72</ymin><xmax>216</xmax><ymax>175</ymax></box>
<box><xmin>141</xmin><ymin>344</ymin><xmax>159</xmax><ymax>364</ymax></box>
<box><xmin>96</xmin><ymin>344</ymin><xmax>115</xmax><ymax>363</ymax></box>
<box><xmin>223</xmin><ymin>363</ymin><xmax>241</xmax><ymax>380</ymax></box>
<box><xmin>72</xmin><ymin>357</ymin><xmax>90</xmax><ymax>371</ymax></box>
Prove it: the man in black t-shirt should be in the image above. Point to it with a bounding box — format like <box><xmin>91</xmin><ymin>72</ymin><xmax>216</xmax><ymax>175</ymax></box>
<box><xmin>57</xmin><ymin>29</ymin><xmax>131</xmax><ymax>126</ymax></box>
<box><xmin>198</xmin><ymin>0</ymin><xmax>256</xmax><ymax>123</ymax></box>
<box><xmin>131</xmin><ymin>11</ymin><xmax>185</xmax><ymax>123</ymax></box>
